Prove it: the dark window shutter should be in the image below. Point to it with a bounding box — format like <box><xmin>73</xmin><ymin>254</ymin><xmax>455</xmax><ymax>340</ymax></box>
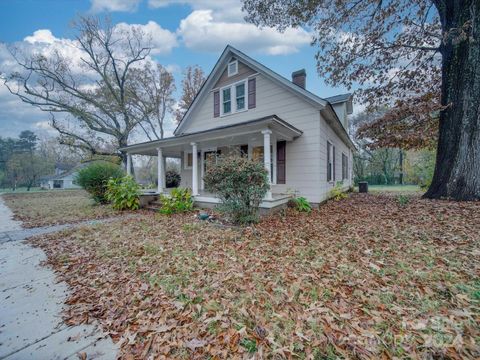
<box><xmin>333</xmin><ymin>145</ymin><xmax>336</xmax><ymax>181</ymax></box>
<box><xmin>276</xmin><ymin>141</ymin><xmax>286</xmax><ymax>184</ymax></box>
<box><xmin>213</xmin><ymin>91</ymin><xmax>220</xmax><ymax>117</ymax></box>
<box><xmin>248</xmin><ymin>78</ymin><xmax>256</xmax><ymax>109</ymax></box>
<box><xmin>327</xmin><ymin>142</ymin><xmax>331</xmax><ymax>182</ymax></box>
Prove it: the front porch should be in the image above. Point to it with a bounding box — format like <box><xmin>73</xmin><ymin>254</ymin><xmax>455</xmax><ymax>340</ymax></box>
<box><xmin>121</xmin><ymin>115</ymin><xmax>302</xmax><ymax>210</ymax></box>
<box><xmin>139</xmin><ymin>188</ymin><xmax>292</xmax><ymax>210</ymax></box>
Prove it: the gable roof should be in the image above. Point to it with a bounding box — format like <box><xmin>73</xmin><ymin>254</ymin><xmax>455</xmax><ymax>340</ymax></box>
<box><xmin>325</xmin><ymin>93</ymin><xmax>353</xmax><ymax>115</ymax></box>
<box><xmin>324</xmin><ymin>93</ymin><xmax>351</xmax><ymax>104</ymax></box>
<box><xmin>174</xmin><ymin>45</ymin><xmax>329</xmax><ymax>135</ymax></box>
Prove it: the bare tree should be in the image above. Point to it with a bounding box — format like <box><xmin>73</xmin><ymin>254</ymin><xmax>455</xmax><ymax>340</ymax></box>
<box><xmin>174</xmin><ymin>65</ymin><xmax>205</xmax><ymax>123</ymax></box>
<box><xmin>130</xmin><ymin>63</ymin><xmax>176</xmax><ymax>140</ymax></box>
<box><xmin>2</xmin><ymin>16</ymin><xmax>168</xmax><ymax>166</ymax></box>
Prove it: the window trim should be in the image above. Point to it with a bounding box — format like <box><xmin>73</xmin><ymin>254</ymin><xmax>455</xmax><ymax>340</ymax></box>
<box><xmin>227</xmin><ymin>60</ymin><xmax>238</xmax><ymax>77</ymax></box>
<box><xmin>184</xmin><ymin>151</ymin><xmax>193</xmax><ymax>170</ymax></box>
<box><xmin>235</xmin><ymin>82</ymin><xmax>246</xmax><ymax>111</ymax></box>
<box><xmin>221</xmin><ymin>87</ymin><xmax>232</xmax><ymax>115</ymax></box>
<box><xmin>220</xmin><ymin>80</ymin><xmax>248</xmax><ymax>116</ymax></box>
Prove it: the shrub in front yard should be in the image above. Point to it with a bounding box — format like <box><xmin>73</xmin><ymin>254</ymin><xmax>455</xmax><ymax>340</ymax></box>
<box><xmin>329</xmin><ymin>182</ymin><xmax>348</xmax><ymax>201</ymax></box>
<box><xmin>105</xmin><ymin>176</ymin><xmax>141</xmax><ymax>210</ymax></box>
<box><xmin>165</xmin><ymin>169</ymin><xmax>181</xmax><ymax>188</ymax></box>
<box><xmin>203</xmin><ymin>155</ymin><xmax>269</xmax><ymax>224</ymax></box>
<box><xmin>159</xmin><ymin>188</ymin><xmax>193</xmax><ymax>215</ymax></box>
<box><xmin>75</xmin><ymin>162</ymin><xmax>124</xmax><ymax>203</ymax></box>
<box><xmin>292</xmin><ymin>196</ymin><xmax>312</xmax><ymax>213</ymax></box>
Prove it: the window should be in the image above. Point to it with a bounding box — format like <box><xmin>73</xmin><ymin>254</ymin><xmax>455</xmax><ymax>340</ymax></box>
<box><xmin>222</xmin><ymin>87</ymin><xmax>231</xmax><ymax>114</ymax></box>
<box><xmin>252</xmin><ymin>146</ymin><xmax>273</xmax><ymax>182</ymax></box>
<box><xmin>327</xmin><ymin>141</ymin><xmax>333</xmax><ymax>182</ymax></box>
<box><xmin>236</xmin><ymin>83</ymin><xmax>245</xmax><ymax>110</ymax></box>
<box><xmin>342</xmin><ymin>153</ymin><xmax>348</xmax><ymax>180</ymax></box>
<box><xmin>184</xmin><ymin>151</ymin><xmax>193</xmax><ymax>169</ymax></box>
<box><xmin>220</xmin><ymin>81</ymin><xmax>247</xmax><ymax>115</ymax></box>
<box><xmin>240</xmin><ymin>144</ymin><xmax>248</xmax><ymax>157</ymax></box>
<box><xmin>228</xmin><ymin>60</ymin><xmax>238</xmax><ymax>76</ymax></box>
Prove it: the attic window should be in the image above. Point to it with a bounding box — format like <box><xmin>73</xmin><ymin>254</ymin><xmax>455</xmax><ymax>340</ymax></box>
<box><xmin>228</xmin><ymin>60</ymin><xmax>238</xmax><ymax>77</ymax></box>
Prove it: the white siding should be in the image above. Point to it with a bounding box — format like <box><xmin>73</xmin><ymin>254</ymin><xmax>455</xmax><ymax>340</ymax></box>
<box><xmin>182</xmin><ymin>74</ymin><xmax>324</xmax><ymax>202</ymax></box>
<box><xmin>179</xmin><ymin>73</ymin><xmax>352</xmax><ymax>203</ymax></box>
<box><xmin>332</xmin><ymin>103</ymin><xmax>348</xmax><ymax>130</ymax></box>
<box><xmin>317</xmin><ymin>116</ymin><xmax>353</xmax><ymax>201</ymax></box>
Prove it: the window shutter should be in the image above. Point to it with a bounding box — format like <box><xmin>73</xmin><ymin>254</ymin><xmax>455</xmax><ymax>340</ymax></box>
<box><xmin>327</xmin><ymin>142</ymin><xmax>331</xmax><ymax>182</ymax></box>
<box><xmin>276</xmin><ymin>141</ymin><xmax>286</xmax><ymax>184</ymax></box>
<box><xmin>213</xmin><ymin>90</ymin><xmax>220</xmax><ymax>117</ymax></box>
<box><xmin>333</xmin><ymin>145</ymin><xmax>336</xmax><ymax>181</ymax></box>
<box><xmin>248</xmin><ymin>77</ymin><xmax>256</xmax><ymax>109</ymax></box>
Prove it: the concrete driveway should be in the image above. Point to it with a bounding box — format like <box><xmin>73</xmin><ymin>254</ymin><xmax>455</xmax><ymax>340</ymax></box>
<box><xmin>0</xmin><ymin>196</ymin><xmax>118</xmax><ymax>360</ymax></box>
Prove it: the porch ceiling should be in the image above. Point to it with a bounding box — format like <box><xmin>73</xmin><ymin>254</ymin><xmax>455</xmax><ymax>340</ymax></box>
<box><xmin>121</xmin><ymin>115</ymin><xmax>302</xmax><ymax>156</ymax></box>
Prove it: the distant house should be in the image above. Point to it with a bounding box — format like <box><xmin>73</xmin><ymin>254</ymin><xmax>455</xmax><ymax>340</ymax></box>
<box><xmin>39</xmin><ymin>163</ymin><xmax>82</xmax><ymax>190</ymax></box>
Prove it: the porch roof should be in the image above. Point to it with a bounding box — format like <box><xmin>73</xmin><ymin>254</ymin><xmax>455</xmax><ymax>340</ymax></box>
<box><xmin>120</xmin><ymin>115</ymin><xmax>302</xmax><ymax>156</ymax></box>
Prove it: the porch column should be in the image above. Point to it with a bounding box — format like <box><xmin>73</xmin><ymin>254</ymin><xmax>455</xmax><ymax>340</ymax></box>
<box><xmin>157</xmin><ymin>147</ymin><xmax>164</xmax><ymax>194</ymax></box>
<box><xmin>191</xmin><ymin>142</ymin><xmax>199</xmax><ymax>195</ymax></box>
<box><xmin>126</xmin><ymin>153</ymin><xmax>132</xmax><ymax>176</ymax></box>
<box><xmin>262</xmin><ymin>129</ymin><xmax>273</xmax><ymax>200</ymax></box>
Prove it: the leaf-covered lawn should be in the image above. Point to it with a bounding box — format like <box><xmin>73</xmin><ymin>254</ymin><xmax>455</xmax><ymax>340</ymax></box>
<box><xmin>3</xmin><ymin>190</ymin><xmax>119</xmax><ymax>228</ymax></box>
<box><xmin>30</xmin><ymin>194</ymin><xmax>480</xmax><ymax>359</ymax></box>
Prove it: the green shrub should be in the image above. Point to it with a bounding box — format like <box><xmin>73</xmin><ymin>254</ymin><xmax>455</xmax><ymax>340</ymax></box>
<box><xmin>75</xmin><ymin>162</ymin><xmax>124</xmax><ymax>203</ymax></box>
<box><xmin>105</xmin><ymin>176</ymin><xmax>141</xmax><ymax>210</ymax></box>
<box><xmin>165</xmin><ymin>169</ymin><xmax>181</xmax><ymax>188</ymax></box>
<box><xmin>159</xmin><ymin>188</ymin><xmax>193</xmax><ymax>215</ymax></box>
<box><xmin>396</xmin><ymin>194</ymin><xmax>410</xmax><ymax>206</ymax></box>
<box><xmin>329</xmin><ymin>182</ymin><xmax>348</xmax><ymax>201</ymax></box>
<box><xmin>203</xmin><ymin>155</ymin><xmax>269</xmax><ymax>225</ymax></box>
<box><xmin>293</xmin><ymin>197</ymin><xmax>312</xmax><ymax>213</ymax></box>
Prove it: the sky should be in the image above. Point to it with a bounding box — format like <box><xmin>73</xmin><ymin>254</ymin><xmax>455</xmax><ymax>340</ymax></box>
<box><xmin>0</xmin><ymin>0</ymin><xmax>352</xmax><ymax>141</ymax></box>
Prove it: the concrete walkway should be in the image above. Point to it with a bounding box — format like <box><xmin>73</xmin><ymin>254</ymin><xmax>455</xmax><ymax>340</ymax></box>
<box><xmin>0</xmin><ymin>197</ymin><xmax>118</xmax><ymax>360</ymax></box>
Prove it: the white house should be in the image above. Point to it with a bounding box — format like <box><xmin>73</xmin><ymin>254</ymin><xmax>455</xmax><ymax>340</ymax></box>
<box><xmin>39</xmin><ymin>163</ymin><xmax>82</xmax><ymax>190</ymax></box>
<box><xmin>121</xmin><ymin>45</ymin><xmax>355</xmax><ymax>209</ymax></box>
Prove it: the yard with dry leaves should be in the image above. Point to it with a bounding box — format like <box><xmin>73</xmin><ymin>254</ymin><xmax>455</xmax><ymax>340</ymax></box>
<box><xmin>2</xmin><ymin>190</ymin><xmax>119</xmax><ymax>228</ymax></box>
<box><xmin>30</xmin><ymin>193</ymin><xmax>479</xmax><ymax>359</ymax></box>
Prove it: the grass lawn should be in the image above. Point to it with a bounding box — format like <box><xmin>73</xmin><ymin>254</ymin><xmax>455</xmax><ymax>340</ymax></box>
<box><xmin>0</xmin><ymin>187</ymin><xmax>43</xmax><ymax>193</ymax></box>
<box><xmin>2</xmin><ymin>190</ymin><xmax>119</xmax><ymax>228</ymax></box>
<box><xmin>360</xmin><ymin>184</ymin><xmax>422</xmax><ymax>193</ymax></box>
<box><xmin>30</xmin><ymin>193</ymin><xmax>480</xmax><ymax>359</ymax></box>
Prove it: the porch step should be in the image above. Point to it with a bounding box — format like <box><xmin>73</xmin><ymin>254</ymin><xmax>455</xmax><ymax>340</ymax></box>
<box><xmin>145</xmin><ymin>200</ymin><xmax>162</xmax><ymax>212</ymax></box>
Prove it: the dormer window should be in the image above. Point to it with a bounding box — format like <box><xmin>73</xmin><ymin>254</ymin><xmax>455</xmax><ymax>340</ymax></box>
<box><xmin>227</xmin><ymin>60</ymin><xmax>238</xmax><ymax>77</ymax></box>
<box><xmin>236</xmin><ymin>83</ymin><xmax>245</xmax><ymax>110</ymax></box>
<box><xmin>220</xmin><ymin>80</ymin><xmax>247</xmax><ymax>116</ymax></box>
<box><xmin>222</xmin><ymin>87</ymin><xmax>231</xmax><ymax>114</ymax></box>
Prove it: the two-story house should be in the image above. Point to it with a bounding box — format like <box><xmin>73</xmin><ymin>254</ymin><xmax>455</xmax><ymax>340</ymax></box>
<box><xmin>121</xmin><ymin>45</ymin><xmax>355</xmax><ymax>209</ymax></box>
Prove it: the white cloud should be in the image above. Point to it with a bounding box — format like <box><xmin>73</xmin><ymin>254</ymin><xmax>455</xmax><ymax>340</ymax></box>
<box><xmin>0</xmin><ymin>22</ymin><xmax>177</xmax><ymax>138</ymax></box>
<box><xmin>115</xmin><ymin>21</ymin><xmax>177</xmax><ymax>55</ymax></box>
<box><xmin>178</xmin><ymin>10</ymin><xmax>311</xmax><ymax>55</ymax></box>
<box><xmin>24</xmin><ymin>29</ymin><xmax>57</xmax><ymax>44</ymax></box>
<box><xmin>165</xmin><ymin>63</ymin><xmax>181</xmax><ymax>73</ymax></box>
<box><xmin>90</xmin><ymin>0</ymin><xmax>142</xmax><ymax>13</ymax></box>
<box><xmin>149</xmin><ymin>0</ymin><xmax>241</xmax><ymax>21</ymax></box>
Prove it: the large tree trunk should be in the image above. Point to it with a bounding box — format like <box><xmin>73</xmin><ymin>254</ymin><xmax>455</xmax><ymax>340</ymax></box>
<box><xmin>425</xmin><ymin>0</ymin><xmax>480</xmax><ymax>200</ymax></box>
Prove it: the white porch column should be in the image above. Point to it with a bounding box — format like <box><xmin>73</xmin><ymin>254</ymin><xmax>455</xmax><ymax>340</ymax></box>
<box><xmin>126</xmin><ymin>153</ymin><xmax>132</xmax><ymax>176</ymax></box>
<box><xmin>191</xmin><ymin>142</ymin><xmax>199</xmax><ymax>195</ymax></box>
<box><xmin>157</xmin><ymin>147</ymin><xmax>164</xmax><ymax>194</ymax></box>
<box><xmin>262</xmin><ymin>129</ymin><xmax>273</xmax><ymax>200</ymax></box>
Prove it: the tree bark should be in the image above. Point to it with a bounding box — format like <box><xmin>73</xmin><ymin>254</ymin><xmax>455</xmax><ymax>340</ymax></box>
<box><xmin>425</xmin><ymin>0</ymin><xmax>480</xmax><ymax>200</ymax></box>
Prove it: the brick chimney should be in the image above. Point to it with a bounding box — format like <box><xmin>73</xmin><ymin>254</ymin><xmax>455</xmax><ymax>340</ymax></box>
<box><xmin>291</xmin><ymin>69</ymin><xmax>306</xmax><ymax>89</ymax></box>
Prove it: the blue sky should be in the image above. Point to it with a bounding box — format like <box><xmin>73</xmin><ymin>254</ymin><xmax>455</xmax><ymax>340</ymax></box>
<box><xmin>0</xmin><ymin>0</ymin><xmax>351</xmax><ymax>140</ymax></box>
